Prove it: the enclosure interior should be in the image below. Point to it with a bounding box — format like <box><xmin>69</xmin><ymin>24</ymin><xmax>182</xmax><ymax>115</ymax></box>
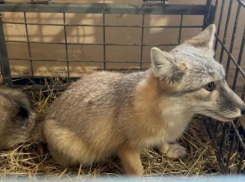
<box><xmin>0</xmin><ymin>0</ymin><xmax>244</xmax><ymax>174</ymax></box>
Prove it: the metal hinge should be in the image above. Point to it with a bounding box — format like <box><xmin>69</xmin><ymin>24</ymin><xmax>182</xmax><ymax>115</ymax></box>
<box><xmin>143</xmin><ymin>0</ymin><xmax>168</xmax><ymax>5</ymax></box>
<box><xmin>29</xmin><ymin>0</ymin><xmax>51</xmax><ymax>4</ymax></box>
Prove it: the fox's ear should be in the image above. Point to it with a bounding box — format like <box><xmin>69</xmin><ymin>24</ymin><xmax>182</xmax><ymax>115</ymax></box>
<box><xmin>185</xmin><ymin>24</ymin><xmax>216</xmax><ymax>50</ymax></box>
<box><xmin>151</xmin><ymin>47</ymin><xmax>186</xmax><ymax>83</ymax></box>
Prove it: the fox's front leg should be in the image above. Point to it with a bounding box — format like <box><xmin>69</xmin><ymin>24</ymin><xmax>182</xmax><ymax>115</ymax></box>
<box><xmin>159</xmin><ymin>143</ymin><xmax>186</xmax><ymax>158</ymax></box>
<box><xmin>117</xmin><ymin>145</ymin><xmax>143</xmax><ymax>176</ymax></box>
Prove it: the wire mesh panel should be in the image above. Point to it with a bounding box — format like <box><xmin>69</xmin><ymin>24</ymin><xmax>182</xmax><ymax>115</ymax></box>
<box><xmin>0</xmin><ymin>1</ymin><xmax>212</xmax><ymax>90</ymax></box>
<box><xmin>206</xmin><ymin>0</ymin><xmax>245</xmax><ymax>174</ymax></box>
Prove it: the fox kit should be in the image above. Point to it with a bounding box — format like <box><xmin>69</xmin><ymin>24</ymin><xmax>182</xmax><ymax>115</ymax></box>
<box><xmin>0</xmin><ymin>88</ymin><xmax>43</xmax><ymax>149</ymax></box>
<box><xmin>42</xmin><ymin>24</ymin><xmax>245</xmax><ymax>175</ymax></box>
<box><xmin>0</xmin><ymin>87</ymin><xmax>47</xmax><ymax>150</ymax></box>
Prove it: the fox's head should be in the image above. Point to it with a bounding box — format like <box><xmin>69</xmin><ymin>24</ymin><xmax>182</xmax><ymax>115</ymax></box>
<box><xmin>151</xmin><ymin>24</ymin><xmax>245</xmax><ymax>122</ymax></box>
<box><xmin>0</xmin><ymin>88</ymin><xmax>31</xmax><ymax>149</ymax></box>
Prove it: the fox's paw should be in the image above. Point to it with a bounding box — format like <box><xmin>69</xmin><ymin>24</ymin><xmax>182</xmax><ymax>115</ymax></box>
<box><xmin>159</xmin><ymin>143</ymin><xmax>186</xmax><ymax>158</ymax></box>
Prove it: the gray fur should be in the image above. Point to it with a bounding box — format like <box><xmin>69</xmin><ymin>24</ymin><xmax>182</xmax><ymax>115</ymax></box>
<box><xmin>171</xmin><ymin>44</ymin><xmax>225</xmax><ymax>92</ymax></box>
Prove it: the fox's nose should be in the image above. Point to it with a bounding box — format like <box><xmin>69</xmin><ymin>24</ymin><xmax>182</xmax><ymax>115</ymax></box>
<box><xmin>241</xmin><ymin>106</ymin><xmax>245</xmax><ymax>115</ymax></box>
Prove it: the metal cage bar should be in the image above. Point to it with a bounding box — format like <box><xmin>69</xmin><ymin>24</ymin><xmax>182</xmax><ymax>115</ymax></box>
<box><xmin>24</xmin><ymin>12</ymin><xmax>34</xmax><ymax>79</ymax></box>
<box><xmin>1</xmin><ymin>22</ymin><xmax>204</xmax><ymax>28</ymax></box>
<box><xmin>63</xmin><ymin>13</ymin><xmax>69</xmax><ymax>77</ymax></box>
<box><xmin>203</xmin><ymin>0</ymin><xmax>212</xmax><ymax>29</ymax></box>
<box><xmin>0</xmin><ymin>12</ymin><xmax>11</xmax><ymax>86</ymax></box>
<box><xmin>140</xmin><ymin>14</ymin><xmax>145</xmax><ymax>70</ymax></box>
<box><xmin>232</xmin><ymin>27</ymin><xmax>245</xmax><ymax>90</ymax></box>
<box><xmin>238</xmin><ymin>149</ymin><xmax>245</xmax><ymax>173</ymax></box>
<box><xmin>226</xmin><ymin>120</ymin><xmax>238</xmax><ymax>171</ymax></box>
<box><xmin>214</xmin><ymin>0</ymin><xmax>225</xmax><ymax>59</ymax></box>
<box><xmin>225</xmin><ymin>2</ymin><xmax>241</xmax><ymax>80</ymax></box>
<box><xmin>219</xmin><ymin>0</ymin><xmax>233</xmax><ymax>64</ymax></box>
<box><xmin>178</xmin><ymin>14</ymin><xmax>183</xmax><ymax>45</ymax></box>
<box><xmin>4</xmin><ymin>41</ymin><xmax>179</xmax><ymax>46</ymax></box>
<box><xmin>0</xmin><ymin>3</ymin><xmax>209</xmax><ymax>15</ymax></box>
<box><xmin>103</xmin><ymin>13</ymin><xmax>106</xmax><ymax>70</ymax></box>
<box><xmin>205</xmin><ymin>120</ymin><xmax>228</xmax><ymax>173</ymax></box>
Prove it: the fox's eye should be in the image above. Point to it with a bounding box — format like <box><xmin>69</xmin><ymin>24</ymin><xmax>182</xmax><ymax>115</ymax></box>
<box><xmin>204</xmin><ymin>82</ymin><xmax>215</xmax><ymax>91</ymax></box>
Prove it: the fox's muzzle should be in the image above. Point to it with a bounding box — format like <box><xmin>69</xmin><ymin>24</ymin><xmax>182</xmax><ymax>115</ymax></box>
<box><xmin>221</xmin><ymin>81</ymin><xmax>245</xmax><ymax>118</ymax></box>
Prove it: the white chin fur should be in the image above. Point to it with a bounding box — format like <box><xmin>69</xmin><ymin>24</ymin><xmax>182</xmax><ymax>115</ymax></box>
<box><xmin>214</xmin><ymin>117</ymin><xmax>234</xmax><ymax>122</ymax></box>
<box><xmin>202</xmin><ymin>112</ymin><xmax>238</xmax><ymax>122</ymax></box>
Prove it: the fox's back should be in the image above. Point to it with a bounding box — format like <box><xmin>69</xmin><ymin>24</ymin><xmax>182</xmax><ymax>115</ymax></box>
<box><xmin>45</xmin><ymin>71</ymin><xmax>146</xmax><ymax>148</ymax></box>
<box><xmin>46</xmin><ymin>71</ymin><xmax>146</xmax><ymax>119</ymax></box>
